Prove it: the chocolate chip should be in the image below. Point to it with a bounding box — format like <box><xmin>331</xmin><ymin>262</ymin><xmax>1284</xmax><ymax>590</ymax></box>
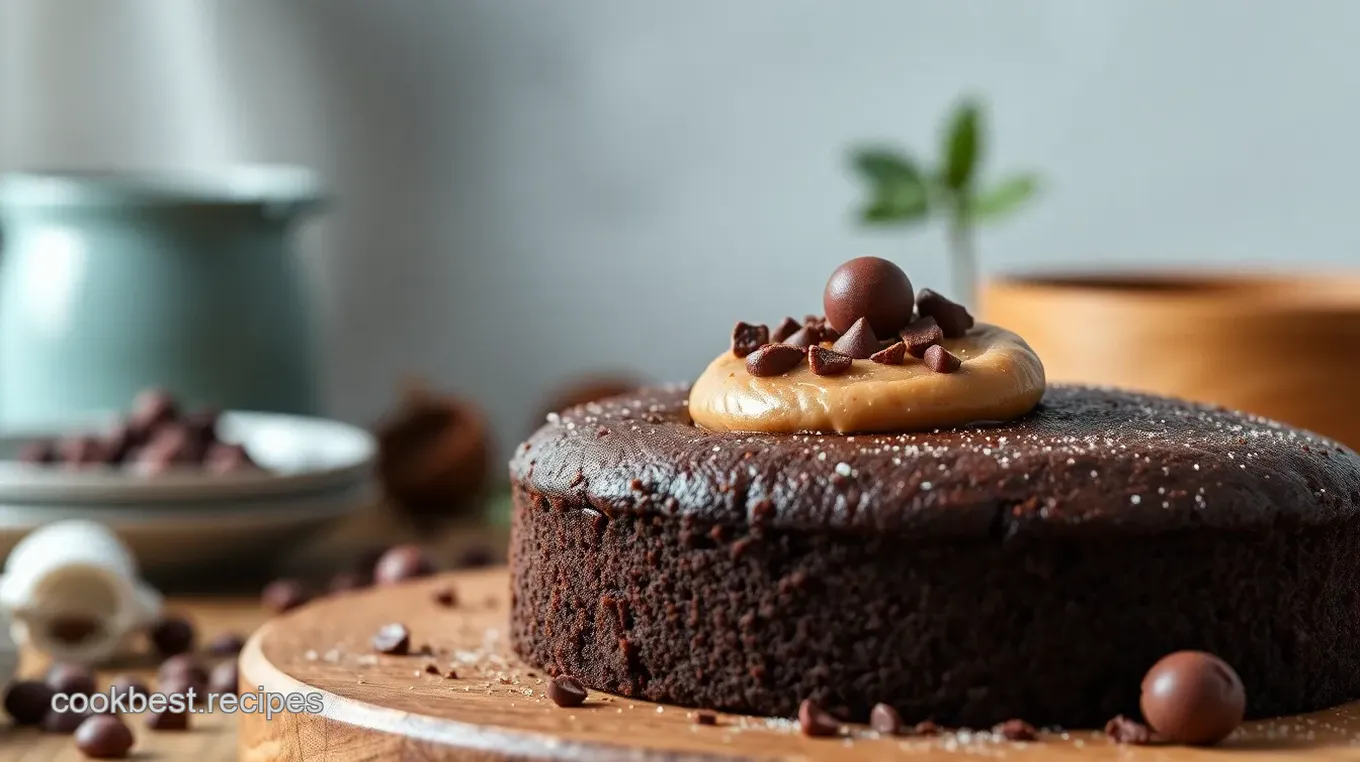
<box><xmin>261</xmin><ymin>578</ymin><xmax>310</xmax><ymax>613</ymax></box>
<box><xmin>797</xmin><ymin>699</ymin><xmax>840</xmax><ymax>737</ymax></box>
<box><xmin>206</xmin><ymin>632</ymin><xmax>245</xmax><ymax>655</ymax></box>
<box><xmin>870</xmin><ymin>342</ymin><xmax>907</xmax><ymax>365</ymax></box>
<box><xmin>44</xmin><ymin>707</ymin><xmax>91</xmax><ymax>734</ymax></box>
<box><xmin>731</xmin><ymin>322</ymin><xmax>770</xmax><ymax>358</ymax></box>
<box><xmin>923</xmin><ymin>344</ymin><xmax>962</xmax><ymax>373</ymax></box>
<box><xmin>432</xmin><ymin>587</ymin><xmax>458</xmax><ymax>607</ymax></box>
<box><xmin>809</xmin><ymin>316</ymin><xmax>840</xmax><ymax>342</ymax></box>
<box><xmin>916</xmin><ymin>288</ymin><xmax>974</xmax><ymax>338</ymax></box>
<box><xmin>444</xmin><ymin>668</ymin><xmax>459</xmax><ymax>679</ymax></box>
<box><xmin>204</xmin><ymin>442</ymin><xmax>259</xmax><ymax>474</ymax></box>
<box><xmin>771</xmin><ymin>317</ymin><xmax>801</xmax><ymax>343</ymax></box>
<box><xmin>424</xmin><ymin>662</ymin><xmax>440</xmax><ymax>675</ymax></box>
<box><xmin>73</xmin><ymin>714</ymin><xmax>134</xmax><ymax>757</ymax></box>
<box><xmin>158</xmin><ymin>655</ymin><xmax>209</xmax><ymax>686</ymax></box>
<box><xmin>831</xmin><ymin>317</ymin><xmax>880</xmax><ymax>359</ymax></box>
<box><xmin>373</xmin><ymin>544</ymin><xmax>435</xmax><ymax>585</ymax></box>
<box><xmin>46</xmin><ymin>662</ymin><xmax>97</xmax><ymax>696</ymax></box>
<box><xmin>823</xmin><ymin>257</ymin><xmax>916</xmax><ymax>336</ymax></box>
<box><xmin>695</xmin><ymin>710</ymin><xmax>718</xmax><ymax>726</ymax></box>
<box><xmin>149</xmin><ymin>615</ymin><xmax>196</xmax><ymax>656</ymax></box>
<box><xmin>4</xmin><ymin>679</ymin><xmax>54</xmax><ymax>725</ymax></box>
<box><xmin>547</xmin><ymin>675</ymin><xmax>588</xmax><ymax>707</ymax></box>
<box><xmin>869</xmin><ymin>703</ymin><xmax>902</xmax><ymax>735</ymax></box>
<box><xmin>18</xmin><ymin>439</ymin><xmax>57</xmax><ymax>465</ymax></box>
<box><xmin>808</xmin><ymin>347</ymin><xmax>853</xmax><ymax>376</ymax></box>
<box><xmin>782</xmin><ymin>326</ymin><xmax>821</xmax><ymax>349</ymax></box>
<box><xmin>208</xmin><ymin>661</ymin><xmax>238</xmax><ymax>696</ymax></box>
<box><xmin>911</xmin><ymin>720</ymin><xmax>941</xmax><ymax>736</ymax></box>
<box><xmin>328</xmin><ymin>570</ymin><xmax>371</xmax><ymax>594</ymax></box>
<box><xmin>995</xmin><ymin>718</ymin><xmax>1038</xmax><ymax>741</ymax></box>
<box><xmin>145</xmin><ymin>707</ymin><xmax>189</xmax><ymax>731</ymax></box>
<box><xmin>371</xmin><ymin>623</ymin><xmax>411</xmax><ymax>655</ymax></box>
<box><xmin>745</xmin><ymin>344</ymin><xmax>804</xmax><ymax>377</ymax></box>
<box><xmin>1104</xmin><ymin>714</ymin><xmax>1153</xmax><ymax>745</ymax></box>
<box><xmin>1139</xmin><ymin>650</ymin><xmax>1245</xmax><ymax>745</ymax></box>
<box><xmin>899</xmin><ymin>316</ymin><xmax>944</xmax><ymax>357</ymax></box>
<box><xmin>127</xmin><ymin>388</ymin><xmax>179</xmax><ymax>438</ymax></box>
<box><xmin>108</xmin><ymin>675</ymin><xmax>148</xmax><ymax>703</ymax></box>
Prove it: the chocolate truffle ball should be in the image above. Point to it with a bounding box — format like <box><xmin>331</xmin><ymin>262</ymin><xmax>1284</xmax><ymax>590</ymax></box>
<box><xmin>4</xmin><ymin>679</ymin><xmax>54</xmax><ymax>725</ymax></box>
<box><xmin>1140</xmin><ymin>651</ymin><xmax>1246</xmax><ymax>745</ymax></box>
<box><xmin>73</xmin><ymin>713</ymin><xmax>134</xmax><ymax>758</ymax></box>
<box><xmin>149</xmin><ymin>615</ymin><xmax>196</xmax><ymax>656</ymax></box>
<box><xmin>822</xmin><ymin>256</ymin><xmax>915</xmax><ymax>337</ymax></box>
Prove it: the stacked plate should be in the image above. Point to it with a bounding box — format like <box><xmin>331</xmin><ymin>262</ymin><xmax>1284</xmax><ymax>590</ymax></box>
<box><xmin>0</xmin><ymin>412</ymin><xmax>376</xmax><ymax>574</ymax></box>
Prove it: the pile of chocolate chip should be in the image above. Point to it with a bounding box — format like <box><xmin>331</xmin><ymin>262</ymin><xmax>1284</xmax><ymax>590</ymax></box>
<box><xmin>732</xmin><ymin>257</ymin><xmax>974</xmax><ymax>378</ymax></box>
<box><xmin>16</xmin><ymin>388</ymin><xmax>261</xmax><ymax>476</ymax></box>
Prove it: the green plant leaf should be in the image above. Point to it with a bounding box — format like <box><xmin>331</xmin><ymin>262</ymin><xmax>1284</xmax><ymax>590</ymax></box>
<box><xmin>941</xmin><ymin>99</ymin><xmax>982</xmax><ymax>192</ymax></box>
<box><xmin>852</xmin><ymin>147</ymin><xmax>924</xmax><ymax>187</ymax></box>
<box><xmin>970</xmin><ymin>174</ymin><xmax>1039</xmax><ymax>222</ymax></box>
<box><xmin>859</xmin><ymin>184</ymin><xmax>930</xmax><ymax>225</ymax></box>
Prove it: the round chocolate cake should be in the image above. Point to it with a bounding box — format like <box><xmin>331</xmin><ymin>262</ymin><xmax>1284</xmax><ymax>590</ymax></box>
<box><xmin>509</xmin><ymin>259</ymin><xmax>1360</xmax><ymax>731</ymax></box>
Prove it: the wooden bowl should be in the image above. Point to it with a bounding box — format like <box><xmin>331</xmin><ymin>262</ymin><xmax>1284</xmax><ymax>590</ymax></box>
<box><xmin>981</xmin><ymin>272</ymin><xmax>1360</xmax><ymax>447</ymax></box>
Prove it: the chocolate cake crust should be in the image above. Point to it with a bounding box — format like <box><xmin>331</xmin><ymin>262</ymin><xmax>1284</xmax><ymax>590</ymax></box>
<box><xmin>510</xmin><ymin>385</ymin><xmax>1360</xmax><ymax>727</ymax></box>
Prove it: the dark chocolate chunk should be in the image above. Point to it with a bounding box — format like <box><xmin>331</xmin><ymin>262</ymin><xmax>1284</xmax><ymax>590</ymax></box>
<box><xmin>1139</xmin><ymin>650</ymin><xmax>1245</xmax><ymax>745</ymax></box>
<box><xmin>44</xmin><ymin>707</ymin><xmax>91</xmax><ymax>734</ymax></box>
<box><xmin>870</xmin><ymin>342</ymin><xmax>907</xmax><ymax>365</ymax></box>
<box><xmin>995</xmin><ymin>718</ymin><xmax>1038</xmax><ymax>741</ymax></box>
<box><xmin>206</xmin><ymin>632</ymin><xmax>245</xmax><ymax>655</ymax></box>
<box><xmin>157</xmin><ymin>655</ymin><xmax>209</xmax><ymax>687</ymax></box>
<box><xmin>771</xmin><ymin>317</ymin><xmax>801</xmax><ymax>344</ymax></box>
<box><xmin>127</xmin><ymin>388</ymin><xmax>179</xmax><ymax>438</ymax></box>
<box><xmin>145</xmin><ymin>707</ymin><xmax>189</xmax><ymax>731</ymax></box>
<box><xmin>798</xmin><ymin>699</ymin><xmax>840</xmax><ymax>737</ymax></box>
<box><xmin>916</xmin><ymin>288</ymin><xmax>974</xmax><ymax>338</ymax></box>
<box><xmin>1104</xmin><ymin>714</ymin><xmax>1153</xmax><ymax>745</ymax></box>
<box><xmin>745</xmin><ymin>344</ymin><xmax>804</xmax><ymax>377</ymax></box>
<box><xmin>208</xmin><ymin>661</ymin><xmax>238</xmax><ymax>696</ymax></box>
<box><xmin>831</xmin><ymin>317</ymin><xmax>880</xmax><ymax>359</ymax></box>
<box><xmin>432</xmin><ymin>587</ymin><xmax>458</xmax><ymax>607</ymax></box>
<box><xmin>869</xmin><ymin>703</ymin><xmax>902</xmax><ymax>735</ymax></box>
<box><xmin>547</xmin><ymin>675</ymin><xmax>588</xmax><ymax>708</ymax></box>
<box><xmin>373</xmin><ymin>544</ymin><xmax>435</xmax><ymax>585</ymax></box>
<box><xmin>371</xmin><ymin>623</ymin><xmax>411</xmax><ymax>655</ymax></box>
<box><xmin>900</xmin><ymin>316</ymin><xmax>944</xmax><ymax>357</ymax></box>
<box><xmin>108</xmin><ymin>675</ymin><xmax>148</xmax><ymax>703</ymax></box>
<box><xmin>731</xmin><ymin>322</ymin><xmax>770</xmax><ymax>358</ymax></box>
<box><xmin>73</xmin><ymin>713</ymin><xmax>134</xmax><ymax>757</ymax></box>
<box><xmin>149</xmin><ymin>615</ymin><xmax>196</xmax><ymax>656</ymax></box>
<box><xmin>811</xmin><ymin>316</ymin><xmax>841</xmax><ymax>342</ymax></box>
<box><xmin>260</xmin><ymin>578</ymin><xmax>310</xmax><ymax>613</ymax></box>
<box><xmin>424</xmin><ymin>662</ymin><xmax>440</xmax><ymax>675</ymax></box>
<box><xmin>444</xmin><ymin>668</ymin><xmax>459</xmax><ymax>679</ymax></box>
<box><xmin>782</xmin><ymin>326</ymin><xmax>821</xmax><ymax>349</ymax></box>
<box><xmin>808</xmin><ymin>347</ymin><xmax>853</xmax><ymax>376</ymax></box>
<box><xmin>18</xmin><ymin>439</ymin><xmax>57</xmax><ymax>465</ymax></box>
<box><xmin>923</xmin><ymin>344</ymin><xmax>962</xmax><ymax>373</ymax></box>
<box><xmin>328</xmin><ymin>570</ymin><xmax>370</xmax><ymax>594</ymax></box>
<box><xmin>823</xmin><ymin>256</ymin><xmax>916</xmax><ymax>336</ymax></box>
<box><xmin>4</xmin><ymin>679</ymin><xmax>54</xmax><ymax>725</ymax></box>
<box><xmin>695</xmin><ymin>710</ymin><xmax>718</xmax><ymax>726</ymax></box>
<box><xmin>46</xmin><ymin>662</ymin><xmax>97</xmax><ymax>696</ymax></box>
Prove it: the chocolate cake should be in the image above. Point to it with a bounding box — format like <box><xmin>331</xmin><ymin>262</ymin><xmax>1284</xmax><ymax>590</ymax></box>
<box><xmin>509</xmin><ymin>258</ymin><xmax>1360</xmax><ymax>730</ymax></box>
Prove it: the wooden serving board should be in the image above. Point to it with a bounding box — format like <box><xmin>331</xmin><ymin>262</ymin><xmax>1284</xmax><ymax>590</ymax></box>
<box><xmin>238</xmin><ymin>568</ymin><xmax>1360</xmax><ymax>760</ymax></box>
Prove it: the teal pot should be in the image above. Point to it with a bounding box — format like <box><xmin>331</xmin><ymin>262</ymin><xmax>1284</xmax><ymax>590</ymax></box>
<box><xmin>0</xmin><ymin>167</ymin><xmax>325</xmax><ymax>426</ymax></box>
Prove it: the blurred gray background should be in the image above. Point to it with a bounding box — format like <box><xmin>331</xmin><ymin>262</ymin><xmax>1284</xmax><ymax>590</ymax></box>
<box><xmin>1</xmin><ymin>0</ymin><xmax>1354</xmax><ymax>457</ymax></box>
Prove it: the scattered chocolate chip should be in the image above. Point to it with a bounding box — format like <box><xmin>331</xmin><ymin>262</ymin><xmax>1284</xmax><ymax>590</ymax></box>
<box><xmin>328</xmin><ymin>570</ymin><xmax>371</xmax><ymax>594</ymax></box>
<box><xmin>373</xmin><ymin>544</ymin><xmax>435</xmax><ymax>585</ymax></box>
<box><xmin>900</xmin><ymin>316</ymin><xmax>944</xmax><ymax>357</ymax></box>
<box><xmin>371</xmin><ymin>623</ymin><xmax>411</xmax><ymax>655</ymax></box>
<box><xmin>869</xmin><ymin>703</ymin><xmax>902</xmax><ymax>735</ymax></box>
<box><xmin>731</xmin><ymin>322</ymin><xmax>770</xmax><ymax>358</ymax></box>
<box><xmin>809</xmin><ymin>316</ymin><xmax>840</xmax><ymax>342</ymax></box>
<box><xmin>260</xmin><ymin>578</ymin><xmax>310</xmax><ymax>613</ymax></box>
<box><xmin>798</xmin><ymin>699</ymin><xmax>840</xmax><ymax>737</ymax></box>
<box><xmin>206</xmin><ymin>632</ymin><xmax>246</xmax><ymax>655</ymax></box>
<box><xmin>108</xmin><ymin>675</ymin><xmax>148</xmax><ymax>703</ymax></box>
<box><xmin>149</xmin><ymin>615</ymin><xmax>196</xmax><ymax>656</ymax></box>
<box><xmin>771</xmin><ymin>317</ymin><xmax>801</xmax><ymax>343</ymax></box>
<box><xmin>44</xmin><ymin>707</ymin><xmax>90</xmax><ymax>733</ymax></box>
<box><xmin>695</xmin><ymin>710</ymin><xmax>718</xmax><ymax>726</ymax></box>
<box><xmin>208</xmin><ymin>661</ymin><xmax>238</xmax><ymax>696</ymax></box>
<box><xmin>424</xmin><ymin>663</ymin><xmax>440</xmax><ymax>675</ymax></box>
<box><xmin>547</xmin><ymin>675</ymin><xmax>588</xmax><ymax>708</ymax></box>
<box><xmin>73</xmin><ymin>713</ymin><xmax>134</xmax><ymax>757</ymax></box>
<box><xmin>444</xmin><ymin>668</ymin><xmax>459</xmax><ymax>679</ymax></box>
<box><xmin>870</xmin><ymin>342</ymin><xmax>907</xmax><ymax>365</ymax></box>
<box><xmin>204</xmin><ymin>442</ymin><xmax>259</xmax><ymax>474</ymax></box>
<box><xmin>158</xmin><ymin>654</ymin><xmax>209</xmax><ymax>686</ymax></box>
<box><xmin>145</xmin><ymin>707</ymin><xmax>189</xmax><ymax>731</ymax></box>
<box><xmin>831</xmin><ymin>317</ymin><xmax>881</xmax><ymax>359</ymax></box>
<box><xmin>1105</xmin><ymin>714</ymin><xmax>1153</xmax><ymax>745</ymax></box>
<box><xmin>46</xmin><ymin>662</ymin><xmax>97</xmax><ymax>696</ymax></box>
<box><xmin>4</xmin><ymin>679</ymin><xmax>54</xmax><ymax>725</ymax></box>
<box><xmin>995</xmin><ymin>718</ymin><xmax>1038</xmax><ymax>741</ymax></box>
<box><xmin>923</xmin><ymin>344</ymin><xmax>962</xmax><ymax>373</ymax></box>
<box><xmin>823</xmin><ymin>256</ymin><xmax>916</xmax><ymax>336</ymax></box>
<box><xmin>916</xmin><ymin>288</ymin><xmax>974</xmax><ymax>338</ymax></box>
<box><xmin>808</xmin><ymin>347</ymin><xmax>853</xmax><ymax>376</ymax></box>
<box><xmin>782</xmin><ymin>326</ymin><xmax>821</xmax><ymax>349</ymax></box>
<box><xmin>911</xmin><ymin>720</ymin><xmax>941</xmax><ymax>736</ymax></box>
<box><xmin>18</xmin><ymin>439</ymin><xmax>57</xmax><ymax>465</ymax></box>
<box><xmin>1139</xmin><ymin>650</ymin><xmax>1245</xmax><ymax>745</ymax></box>
<box><xmin>432</xmin><ymin>587</ymin><xmax>458</xmax><ymax>607</ymax></box>
<box><xmin>745</xmin><ymin>344</ymin><xmax>805</xmax><ymax>377</ymax></box>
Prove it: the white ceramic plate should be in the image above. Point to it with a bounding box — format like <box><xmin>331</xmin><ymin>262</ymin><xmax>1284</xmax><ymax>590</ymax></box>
<box><xmin>0</xmin><ymin>411</ymin><xmax>375</xmax><ymax>504</ymax></box>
